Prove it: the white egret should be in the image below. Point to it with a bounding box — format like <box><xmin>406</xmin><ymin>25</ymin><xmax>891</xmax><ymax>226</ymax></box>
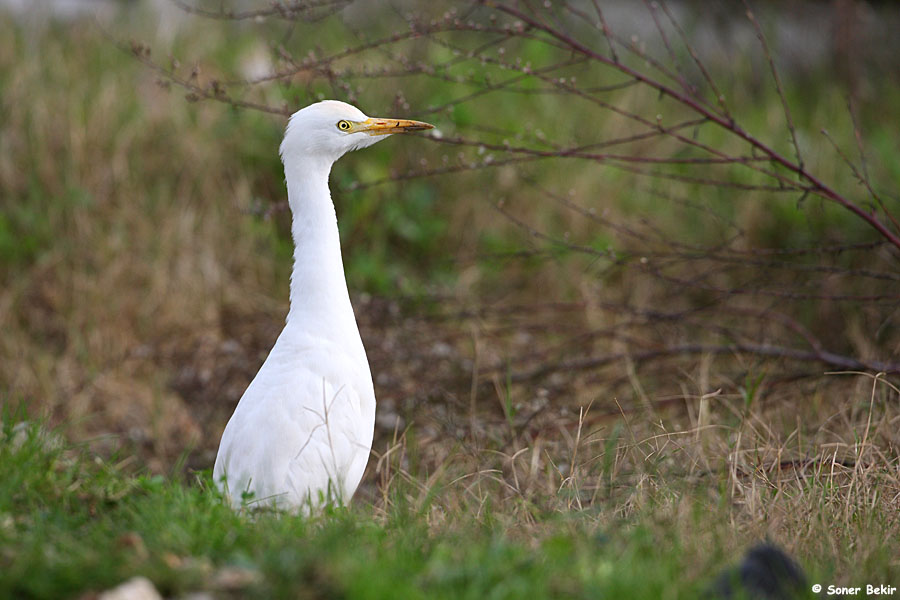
<box><xmin>213</xmin><ymin>101</ymin><xmax>433</xmax><ymax>511</ymax></box>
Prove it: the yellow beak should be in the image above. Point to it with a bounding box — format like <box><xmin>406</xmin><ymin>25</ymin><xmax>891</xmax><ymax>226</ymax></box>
<box><xmin>356</xmin><ymin>117</ymin><xmax>434</xmax><ymax>136</ymax></box>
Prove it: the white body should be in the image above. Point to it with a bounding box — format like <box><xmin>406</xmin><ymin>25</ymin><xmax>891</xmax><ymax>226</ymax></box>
<box><xmin>213</xmin><ymin>101</ymin><xmax>410</xmax><ymax>511</ymax></box>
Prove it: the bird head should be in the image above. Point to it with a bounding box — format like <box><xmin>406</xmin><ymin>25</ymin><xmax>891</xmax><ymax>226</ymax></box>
<box><xmin>280</xmin><ymin>100</ymin><xmax>433</xmax><ymax>165</ymax></box>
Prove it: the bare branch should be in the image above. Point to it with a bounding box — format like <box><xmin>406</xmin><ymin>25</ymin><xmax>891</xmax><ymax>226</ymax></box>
<box><xmin>742</xmin><ymin>0</ymin><xmax>803</xmax><ymax>169</ymax></box>
<box><xmin>502</xmin><ymin>343</ymin><xmax>900</xmax><ymax>384</ymax></box>
<box><xmin>490</xmin><ymin>0</ymin><xmax>900</xmax><ymax>251</ymax></box>
<box><xmin>170</xmin><ymin>0</ymin><xmax>349</xmax><ymax>22</ymax></box>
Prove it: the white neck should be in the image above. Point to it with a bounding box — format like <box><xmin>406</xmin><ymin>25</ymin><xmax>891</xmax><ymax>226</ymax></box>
<box><xmin>283</xmin><ymin>156</ymin><xmax>357</xmax><ymax>339</ymax></box>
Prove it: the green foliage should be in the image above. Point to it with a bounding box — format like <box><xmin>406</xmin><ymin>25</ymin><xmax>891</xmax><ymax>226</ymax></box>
<box><xmin>338</xmin><ymin>172</ymin><xmax>450</xmax><ymax>293</ymax></box>
<box><xmin>0</xmin><ymin>192</ymin><xmax>53</xmax><ymax>269</ymax></box>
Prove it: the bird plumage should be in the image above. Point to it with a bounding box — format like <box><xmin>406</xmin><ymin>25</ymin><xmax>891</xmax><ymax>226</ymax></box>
<box><xmin>213</xmin><ymin>101</ymin><xmax>431</xmax><ymax>511</ymax></box>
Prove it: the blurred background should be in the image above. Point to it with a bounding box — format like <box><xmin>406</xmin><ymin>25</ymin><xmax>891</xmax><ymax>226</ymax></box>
<box><xmin>1</xmin><ymin>0</ymin><xmax>898</xmax><ymax>560</ymax></box>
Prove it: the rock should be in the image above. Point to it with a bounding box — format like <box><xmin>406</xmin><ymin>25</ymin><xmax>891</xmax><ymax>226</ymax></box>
<box><xmin>98</xmin><ymin>576</ymin><xmax>162</xmax><ymax>600</ymax></box>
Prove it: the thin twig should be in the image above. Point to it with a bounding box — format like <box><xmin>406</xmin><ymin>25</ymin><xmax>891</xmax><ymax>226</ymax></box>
<box><xmin>741</xmin><ymin>0</ymin><xmax>802</xmax><ymax>169</ymax></box>
<box><xmin>490</xmin><ymin>0</ymin><xmax>900</xmax><ymax>251</ymax></box>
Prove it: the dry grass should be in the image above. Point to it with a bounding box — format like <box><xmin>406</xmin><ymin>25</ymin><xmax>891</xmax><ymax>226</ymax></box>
<box><xmin>362</xmin><ymin>319</ymin><xmax>900</xmax><ymax>575</ymax></box>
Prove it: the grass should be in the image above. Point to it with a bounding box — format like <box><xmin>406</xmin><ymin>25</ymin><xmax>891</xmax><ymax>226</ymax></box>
<box><xmin>2</xmin><ymin>3</ymin><xmax>900</xmax><ymax>598</ymax></box>
<box><xmin>3</xmin><ymin>370</ymin><xmax>898</xmax><ymax>599</ymax></box>
<box><xmin>0</xmin><ymin>419</ymin><xmax>718</xmax><ymax>599</ymax></box>
<box><xmin>0</xmin><ymin>414</ymin><xmax>872</xmax><ymax>600</ymax></box>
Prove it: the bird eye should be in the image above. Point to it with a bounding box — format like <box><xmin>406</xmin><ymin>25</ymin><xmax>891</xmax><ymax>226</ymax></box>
<box><xmin>337</xmin><ymin>120</ymin><xmax>352</xmax><ymax>131</ymax></box>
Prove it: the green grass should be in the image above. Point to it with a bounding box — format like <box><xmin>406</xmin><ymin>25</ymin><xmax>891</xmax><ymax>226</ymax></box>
<box><xmin>0</xmin><ymin>419</ymin><xmax>739</xmax><ymax>600</ymax></box>
<box><xmin>4</xmin><ymin>410</ymin><xmax>898</xmax><ymax>599</ymax></box>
